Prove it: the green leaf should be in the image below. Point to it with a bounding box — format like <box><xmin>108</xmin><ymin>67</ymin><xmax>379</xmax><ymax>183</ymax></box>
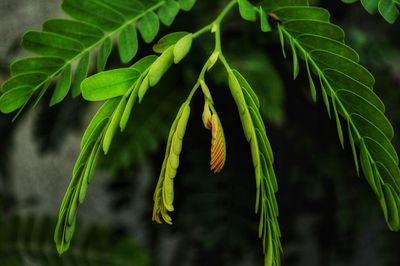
<box><xmin>148</xmin><ymin>46</ymin><xmax>174</xmax><ymax>87</ymax></box>
<box><xmin>2</xmin><ymin>0</ymin><xmax>172</xmax><ymax>112</ymax></box>
<box><xmin>103</xmin><ymin>97</ymin><xmax>127</xmax><ymax>154</ymax></box>
<box><xmin>22</xmin><ymin>31</ymin><xmax>84</xmax><ymax>59</ymax></box>
<box><xmin>72</xmin><ymin>51</ymin><xmax>90</xmax><ymax>97</ymax></box>
<box><xmin>158</xmin><ymin>0</ymin><xmax>180</xmax><ymax>26</ymax></box>
<box><xmin>81</xmin><ymin>68</ymin><xmax>140</xmax><ymax>101</ymax></box>
<box><xmin>11</xmin><ymin>57</ymin><xmax>65</xmax><ymax>76</ymax></box>
<box><xmin>361</xmin><ymin>0</ymin><xmax>379</xmax><ymax>12</ymax></box>
<box><xmin>138</xmin><ymin>11</ymin><xmax>160</xmax><ymax>43</ymax></box>
<box><xmin>341</xmin><ymin>0</ymin><xmax>399</xmax><ymax>23</ymax></box>
<box><xmin>120</xmin><ymin>86</ymin><xmax>138</xmax><ymax>131</ymax></box>
<box><xmin>81</xmin><ymin>98</ymin><xmax>120</xmax><ymax>149</ymax></box>
<box><xmin>332</xmin><ymin>99</ymin><xmax>344</xmax><ymax>148</ymax></box>
<box><xmin>62</xmin><ymin>0</ymin><xmax>125</xmax><ymax>31</ymax></box>
<box><xmin>130</xmin><ymin>55</ymin><xmax>158</xmax><ymax>73</ymax></box>
<box><xmin>378</xmin><ymin>0</ymin><xmax>400</xmax><ymax>23</ymax></box>
<box><xmin>229</xmin><ymin>69</ymin><xmax>281</xmax><ymax>266</ymax></box>
<box><xmin>273</xmin><ymin>6</ymin><xmax>330</xmax><ymax>21</ymax></box>
<box><xmin>1</xmin><ymin>73</ymin><xmax>47</xmax><ymax>93</ymax></box>
<box><xmin>289</xmin><ymin>37</ymin><xmax>299</xmax><ymax>79</ymax></box>
<box><xmin>97</xmin><ymin>36</ymin><xmax>112</xmax><ymax>72</ymax></box>
<box><xmin>305</xmin><ymin>58</ymin><xmax>317</xmax><ymax>102</ymax></box>
<box><xmin>268</xmin><ymin>2</ymin><xmax>400</xmax><ymax>232</ymax></box>
<box><xmin>0</xmin><ymin>86</ymin><xmax>33</xmax><ymax>113</ymax></box>
<box><xmin>153</xmin><ymin>32</ymin><xmax>188</xmax><ymax>53</ymax></box>
<box><xmin>383</xmin><ymin>183</ymin><xmax>400</xmax><ymax>230</ymax></box>
<box><xmin>179</xmin><ymin>0</ymin><xmax>196</xmax><ymax>11</ymax></box>
<box><xmin>118</xmin><ymin>24</ymin><xmax>138</xmax><ymax>63</ymax></box>
<box><xmin>348</xmin><ymin>121</ymin><xmax>360</xmax><ymax>175</ymax></box>
<box><xmin>282</xmin><ymin>20</ymin><xmax>345</xmax><ymax>41</ymax></box>
<box><xmin>297</xmin><ymin>34</ymin><xmax>359</xmax><ymax>62</ymax></box>
<box><xmin>310</xmin><ymin>51</ymin><xmax>375</xmax><ymax>87</ymax></box>
<box><xmin>259</xmin><ymin>7</ymin><xmax>271</xmax><ymax>32</ymax></box>
<box><xmin>173</xmin><ymin>33</ymin><xmax>192</xmax><ymax>64</ymax></box>
<box><xmin>50</xmin><ymin>64</ymin><xmax>72</xmax><ymax>106</ymax></box>
<box><xmin>238</xmin><ymin>0</ymin><xmax>257</xmax><ymax>21</ymax></box>
<box><xmin>43</xmin><ymin>19</ymin><xmax>104</xmax><ymax>47</ymax></box>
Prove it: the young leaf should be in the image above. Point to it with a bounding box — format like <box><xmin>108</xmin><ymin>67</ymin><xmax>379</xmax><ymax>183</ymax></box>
<box><xmin>148</xmin><ymin>46</ymin><xmax>174</xmax><ymax>87</ymax></box>
<box><xmin>289</xmin><ymin>37</ymin><xmax>299</xmax><ymax>79</ymax></box>
<box><xmin>1</xmin><ymin>0</ymin><xmax>173</xmax><ymax>113</ymax></box>
<box><xmin>81</xmin><ymin>68</ymin><xmax>140</xmax><ymax>101</ymax></box>
<box><xmin>118</xmin><ymin>24</ymin><xmax>138</xmax><ymax>63</ymax></box>
<box><xmin>173</xmin><ymin>33</ymin><xmax>193</xmax><ymax>64</ymax></box>
<box><xmin>260</xmin><ymin>7</ymin><xmax>271</xmax><ymax>32</ymax></box>
<box><xmin>0</xmin><ymin>86</ymin><xmax>33</xmax><ymax>113</ymax></box>
<box><xmin>138</xmin><ymin>11</ymin><xmax>160</xmax><ymax>43</ymax></box>
<box><xmin>2</xmin><ymin>72</ymin><xmax>47</xmax><ymax>93</ymax></box>
<box><xmin>153</xmin><ymin>102</ymin><xmax>191</xmax><ymax>224</ymax></box>
<box><xmin>305</xmin><ymin>58</ymin><xmax>317</xmax><ymax>102</ymax></box>
<box><xmin>158</xmin><ymin>0</ymin><xmax>181</xmax><ymax>26</ymax></box>
<box><xmin>11</xmin><ymin>57</ymin><xmax>65</xmax><ymax>76</ymax></box>
<box><xmin>71</xmin><ymin>51</ymin><xmax>90</xmax><ymax>97</ymax></box>
<box><xmin>97</xmin><ymin>36</ymin><xmax>112</xmax><ymax>72</ymax></box>
<box><xmin>179</xmin><ymin>0</ymin><xmax>196</xmax><ymax>11</ymax></box>
<box><xmin>50</xmin><ymin>64</ymin><xmax>72</xmax><ymax>106</ymax></box>
<box><xmin>153</xmin><ymin>32</ymin><xmax>188</xmax><ymax>54</ymax></box>
<box><xmin>103</xmin><ymin>97</ymin><xmax>127</xmax><ymax>154</ymax></box>
<box><xmin>378</xmin><ymin>0</ymin><xmax>400</xmax><ymax>23</ymax></box>
<box><xmin>22</xmin><ymin>31</ymin><xmax>84</xmax><ymax>59</ymax></box>
<box><xmin>238</xmin><ymin>0</ymin><xmax>257</xmax><ymax>21</ymax></box>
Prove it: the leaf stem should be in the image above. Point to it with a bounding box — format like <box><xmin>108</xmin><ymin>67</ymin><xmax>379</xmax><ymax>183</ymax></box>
<box><xmin>186</xmin><ymin>0</ymin><xmax>238</xmax><ymax>101</ymax></box>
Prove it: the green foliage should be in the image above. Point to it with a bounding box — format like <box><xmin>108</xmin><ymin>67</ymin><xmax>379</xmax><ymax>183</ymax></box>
<box><xmin>2</xmin><ymin>0</ymin><xmax>400</xmax><ymax>266</ymax></box>
<box><xmin>341</xmin><ymin>0</ymin><xmax>400</xmax><ymax>23</ymax></box>
<box><xmin>228</xmin><ymin>69</ymin><xmax>281</xmax><ymax>266</ymax></box>
<box><xmin>263</xmin><ymin>0</ymin><xmax>400</xmax><ymax>232</ymax></box>
<box><xmin>152</xmin><ymin>101</ymin><xmax>191</xmax><ymax>224</ymax></box>
<box><xmin>0</xmin><ymin>0</ymin><xmax>192</xmax><ymax>115</ymax></box>
<box><xmin>0</xmin><ymin>215</ymin><xmax>149</xmax><ymax>266</ymax></box>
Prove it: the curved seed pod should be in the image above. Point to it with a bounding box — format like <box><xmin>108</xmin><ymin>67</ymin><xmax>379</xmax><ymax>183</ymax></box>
<box><xmin>152</xmin><ymin>102</ymin><xmax>191</xmax><ymax>224</ymax></box>
<box><xmin>202</xmin><ymin>100</ymin><xmax>226</xmax><ymax>173</ymax></box>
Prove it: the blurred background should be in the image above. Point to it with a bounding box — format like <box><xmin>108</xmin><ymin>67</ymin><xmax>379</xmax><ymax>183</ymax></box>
<box><xmin>1</xmin><ymin>0</ymin><xmax>400</xmax><ymax>265</ymax></box>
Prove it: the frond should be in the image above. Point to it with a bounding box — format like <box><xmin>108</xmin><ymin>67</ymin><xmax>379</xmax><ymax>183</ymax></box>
<box><xmin>54</xmin><ymin>56</ymin><xmax>156</xmax><ymax>254</ymax></box>
<box><xmin>0</xmin><ymin>0</ymin><xmax>195</xmax><ymax>116</ymax></box>
<box><xmin>262</xmin><ymin>0</ymin><xmax>400</xmax><ymax>231</ymax></box>
<box><xmin>228</xmin><ymin>69</ymin><xmax>281</xmax><ymax>266</ymax></box>
<box><xmin>152</xmin><ymin>102</ymin><xmax>191</xmax><ymax>224</ymax></box>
